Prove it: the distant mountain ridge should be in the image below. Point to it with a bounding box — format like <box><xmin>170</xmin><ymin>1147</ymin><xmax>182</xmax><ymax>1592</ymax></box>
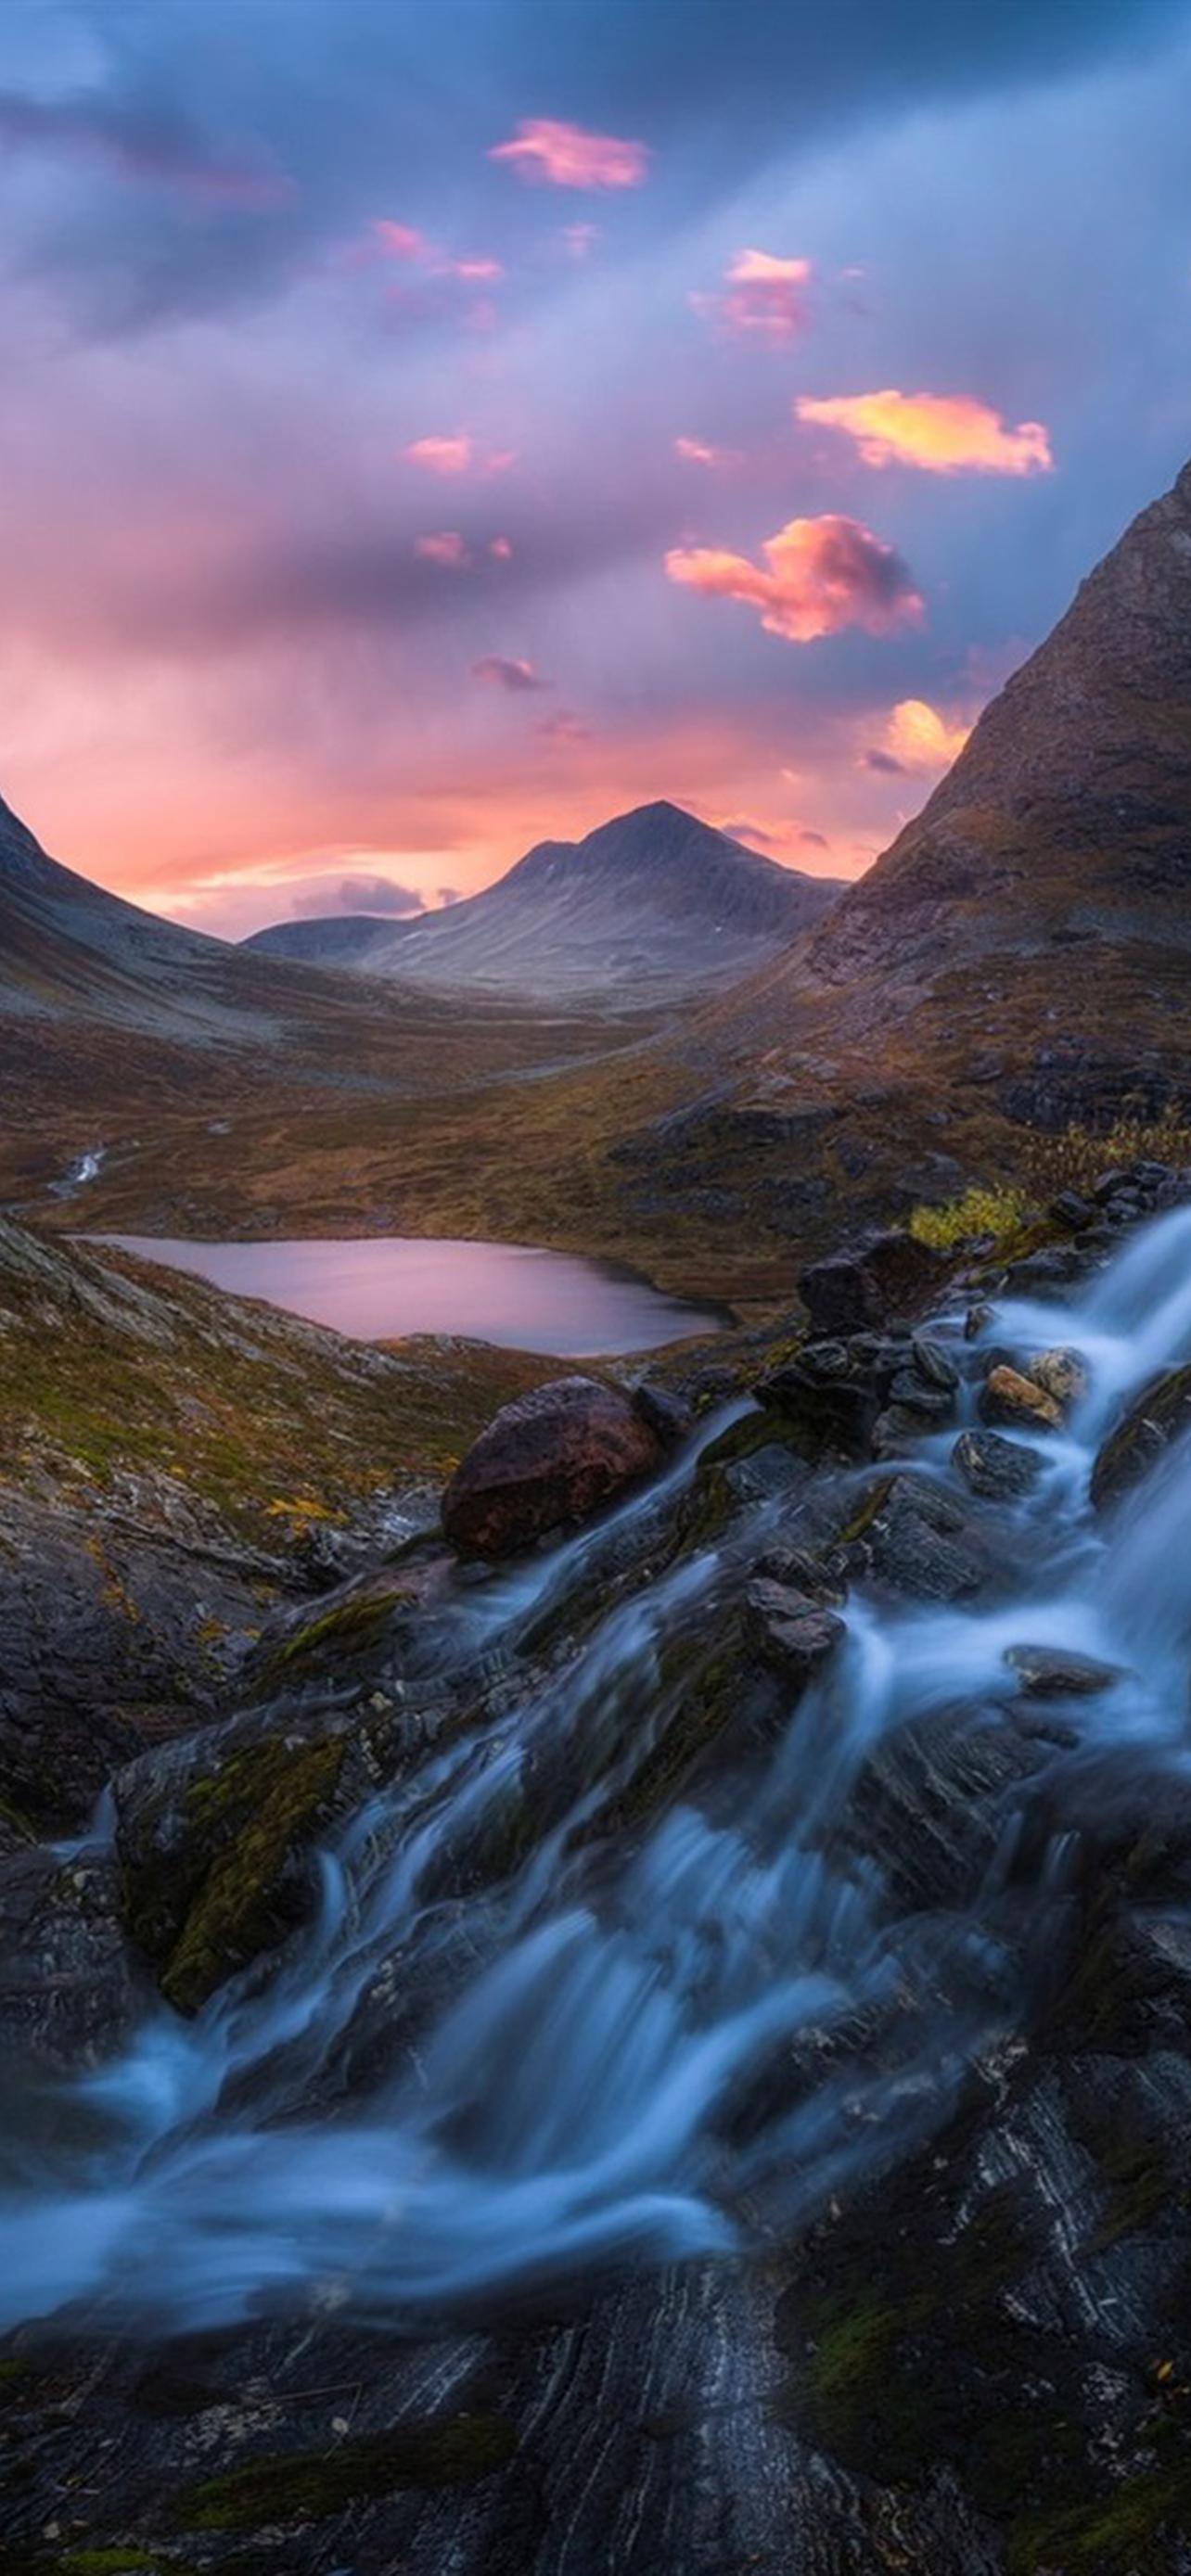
<box><xmin>243</xmin><ymin>801</ymin><xmax>845</xmax><ymax>1004</ymax></box>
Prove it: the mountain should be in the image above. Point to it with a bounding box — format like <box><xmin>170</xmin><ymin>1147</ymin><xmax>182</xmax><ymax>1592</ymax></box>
<box><xmin>592</xmin><ymin>456</ymin><xmax>1191</xmax><ymax>1252</ymax></box>
<box><xmin>242</xmin><ymin>802</ymin><xmax>845</xmax><ymax>1005</ymax></box>
<box><xmin>0</xmin><ymin>792</ymin><xmax>258</xmax><ymax>1034</ymax></box>
<box><xmin>241</xmin><ymin>912</ymin><xmax>416</xmax><ymax>967</ymax></box>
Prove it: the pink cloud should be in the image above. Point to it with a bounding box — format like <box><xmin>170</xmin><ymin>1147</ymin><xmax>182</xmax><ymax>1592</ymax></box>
<box><xmin>563</xmin><ymin>222</ymin><xmax>599</xmax><ymax>258</ymax></box>
<box><xmin>413</xmin><ymin>530</ymin><xmax>470</xmax><ymax>568</ymax></box>
<box><xmin>489</xmin><ymin>536</ymin><xmax>513</xmax><ymax>560</ymax></box>
<box><xmin>472</xmin><ymin>655</ymin><xmax>552</xmax><ymax>692</ymax></box>
<box><xmin>489</xmin><ymin>120</ymin><xmax>648</xmax><ymax>189</ymax></box>
<box><xmin>796</xmin><ymin>389</ymin><xmax>1053</xmax><ymax>476</ymax></box>
<box><xmin>694</xmin><ymin>249</ymin><xmax>812</xmax><ymax>342</ymax></box>
<box><xmin>536</xmin><ymin>709</ymin><xmax>592</xmax><ymax>741</ymax></box>
<box><xmin>673</xmin><ymin>435</ymin><xmax>736</xmax><ymax>469</ymax></box>
<box><xmin>372</xmin><ymin>220</ymin><xmax>430</xmax><ymax>261</ymax></box>
<box><xmin>403</xmin><ymin>434</ymin><xmax>473</xmax><ymax>476</ymax></box>
<box><xmin>665</xmin><ymin>513</ymin><xmax>924</xmax><ymax>644</ymax></box>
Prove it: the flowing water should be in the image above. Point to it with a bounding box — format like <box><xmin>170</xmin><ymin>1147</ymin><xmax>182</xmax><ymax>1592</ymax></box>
<box><xmin>86</xmin><ymin>1233</ymin><xmax>730</xmax><ymax>1353</ymax></box>
<box><xmin>6</xmin><ymin>1207</ymin><xmax>1191</xmax><ymax>2337</ymax></box>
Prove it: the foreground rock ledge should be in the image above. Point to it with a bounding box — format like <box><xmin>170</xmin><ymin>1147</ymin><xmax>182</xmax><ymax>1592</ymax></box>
<box><xmin>442</xmin><ymin>1375</ymin><xmax>664</xmax><ymax>1559</ymax></box>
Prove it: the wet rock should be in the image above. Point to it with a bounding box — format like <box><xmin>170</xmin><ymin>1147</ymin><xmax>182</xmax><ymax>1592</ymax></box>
<box><xmin>442</xmin><ymin>1376</ymin><xmax>662</xmax><ymax>1559</ymax></box>
<box><xmin>743</xmin><ymin>1578</ymin><xmax>845</xmax><ymax>1688</ymax></box>
<box><xmin>844</xmin><ymin>1699</ymin><xmax>1059</xmax><ymax>1911</ymax></box>
<box><xmin>754</xmin><ymin>1543</ymin><xmax>847</xmax><ymax>1606</ymax></box>
<box><xmin>998</xmin><ymin>1243</ymin><xmax>1085</xmax><ymax>1294</ymax></box>
<box><xmin>755</xmin><ymin>1354</ymin><xmax>881</xmax><ymax>1460</ymax></box>
<box><xmin>861</xmin><ymin>1474</ymin><xmax>988</xmax><ymax>1602</ymax></box>
<box><xmin>1026</xmin><ymin>1345</ymin><xmax>1089</xmax><ymax>1411</ymax></box>
<box><xmin>912</xmin><ymin>1334</ymin><xmax>961</xmax><ymax>1391</ymax></box>
<box><xmin>631</xmin><ymin>1382</ymin><xmax>693</xmax><ymax>1448</ymax></box>
<box><xmin>116</xmin><ymin>1707</ymin><xmax>352</xmax><ymax>2013</ymax></box>
<box><xmin>964</xmin><ymin>1301</ymin><xmax>994</xmax><ymax>1341</ymax></box>
<box><xmin>887</xmin><ymin>1371</ymin><xmax>955</xmax><ymax>1420</ymax></box>
<box><xmin>1005</xmin><ymin>1643</ymin><xmax>1123</xmax><ymax>1697</ymax></box>
<box><xmin>952</xmin><ymin>1429</ymin><xmax>1044</xmax><ymax>1502</ymax></box>
<box><xmin>0</xmin><ymin>1844</ymin><xmax>142</xmax><ymax>2073</ymax></box>
<box><xmin>979</xmin><ymin>1364</ymin><xmax>1062</xmax><ymax>1433</ymax></box>
<box><xmin>1090</xmin><ymin>1361</ymin><xmax>1191</xmax><ymax>1511</ymax></box>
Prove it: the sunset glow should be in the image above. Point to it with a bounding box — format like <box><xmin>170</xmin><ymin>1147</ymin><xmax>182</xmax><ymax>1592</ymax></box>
<box><xmin>0</xmin><ymin>2</ymin><xmax>1184</xmax><ymax>934</ymax></box>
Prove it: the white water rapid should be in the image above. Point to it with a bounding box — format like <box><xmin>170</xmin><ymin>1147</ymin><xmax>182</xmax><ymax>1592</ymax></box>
<box><xmin>5</xmin><ymin>1207</ymin><xmax>1191</xmax><ymax>2338</ymax></box>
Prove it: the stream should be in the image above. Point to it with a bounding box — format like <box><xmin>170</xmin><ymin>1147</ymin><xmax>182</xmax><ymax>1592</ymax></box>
<box><xmin>5</xmin><ymin>1206</ymin><xmax>1191</xmax><ymax>2337</ymax></box>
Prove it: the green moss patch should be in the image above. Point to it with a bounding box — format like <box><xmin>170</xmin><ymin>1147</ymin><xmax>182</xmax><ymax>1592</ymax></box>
<box><xmin>123</xmin><ymin>1730</ymin><xmax>346</xmax><ymax>2012</ymax></box>
<box><xmin>176</xmin><ymin>2411</ymin><xmax>518</xmax><ymax>2528</ymax></box>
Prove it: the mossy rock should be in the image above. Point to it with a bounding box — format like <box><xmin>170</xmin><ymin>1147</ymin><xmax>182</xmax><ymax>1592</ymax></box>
<box><xmin>1007</xmin><ymin>2461</ymin><xmax>1191</xmax><ymax>2573</ymax></box>
<box><xmin>122</xmin><ymin>1728</ymin><xmax>346</xmax><ymax>2012</ymax></box>
<box><xmin>175</xmin><ymin>2411</ymin><xmax>518</xmax><ymax>2527</ymax></box>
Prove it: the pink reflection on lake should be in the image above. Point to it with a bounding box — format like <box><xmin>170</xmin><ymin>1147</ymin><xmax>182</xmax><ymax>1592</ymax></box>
<box><xmin>93</xmin><ymin>1235</ymin><xmax>730</xmax><ymax>1355</ymax></box>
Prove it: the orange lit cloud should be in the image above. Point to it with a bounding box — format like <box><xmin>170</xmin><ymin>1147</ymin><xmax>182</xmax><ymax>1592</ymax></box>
<box><xmin>665</xmin><ymin>513</ymin><xmax>924</xmax><ymax>644</ymax></box>
<box><xmin>720</xmin><ymin>814</ymin><xmax>834</xmax><ymax>861</ymax></box>
<box><xmin>471</xmin><ymin>654</ymin><xmax>551</xmax><ymax>692</ymax></box>
<box><xmin>868</xmin><ymin>696</ymin><xmax>973</xmax><ymax>772</ymax></box>
<box><xmin>796</xmin><ymin>389</ymin><xmax>1053</xmax><ymax>476</ymax></box>
<box><xmin>673</xmin><ymin>435</ymin><xmax>736</xmax><ymax>468</ymax></box>
<box><xmin>413</xmin><ymin>529</ymin><xmax>470</xmax><ymax>568</ymax></box>
<box><xmin>489</xmin><ymin>119</ymin><xmax>648</xmax><ymax>188</ymax></box>
<box><xmin>694</xmin><ymin>248</ymin><xmax>812</xmax><ymax>341</ymax></box>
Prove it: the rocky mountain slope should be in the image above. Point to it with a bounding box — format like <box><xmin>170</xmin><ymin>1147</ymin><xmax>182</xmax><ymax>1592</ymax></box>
<box><xmin>0</xmin><ymin>1219</ymin><xmax>557</xmax><ymax>1837</ymax></box>
<box><xmin>245</xmin><ymin>801</ymin><xmax>844</xmax><ymax>1005</ymax></box>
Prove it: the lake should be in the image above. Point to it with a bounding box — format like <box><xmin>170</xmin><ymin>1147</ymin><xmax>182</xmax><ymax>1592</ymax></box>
<box><xmin>94</xmin><ymin>1234</ymin><xmax>730</xmax><ymax>1355</ymax></box>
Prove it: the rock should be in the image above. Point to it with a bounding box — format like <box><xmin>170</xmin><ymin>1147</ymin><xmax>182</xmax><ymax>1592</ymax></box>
<box><xmin>887</xmin><ymin>1371</ymin><xmax>955</xmax><ymax>1420</ymax></box>
<box><xmin>861</xmin><ymin>1475</ymin><xmax>988</xmax><ymax>1602</ymax></box>
<box><xmin>1026</xmin><ymin>1345</ymin><xmax>1089</xmax><ymax>1411</ymax></box>
<box><xmin>442</xmin><ymin>1376</ymin><xmax>662</xmax><ymax>1558</ymax></box>
<box><xmin>631</xmin><ymin>1382</ymin><xmax>693</xmax><ymax>1447</ymax></box>
<box><xmin>979</xmin><ymin>1364</ymin><xmax>1062</xmax><ymax>1433</ymax></box>
<box><xmin>1090</xmin><ymin>1361</ymin><xmax>1191</xmax><ymax>1511</ymax></box>
<box><xmin>964</xmin><ymin>1301</ymin><xmax>994</xmax><ymax>1341</ymax></box>
<box><xmin>1049</xmin><ymin>1189</ymin><xmax>1096</xmax><ymax>1231</ymax></box>
<box><xmin>1093</xmin><ymin>1167</ymin><xmax>1133</xmax><ymax>1203</ymax></box>
<box><xmin>743</xmin><ymin>1579</ymin><xmax>845</xmax><ymax>1687</ymax></box>
<box><xmin>0</xmin><ymin>1845</ymin><xmax>142</xmax><ymax>2073</ymax></box>
<box><xmin>952</xmin><ymin>1429</ymin><xmax>1044</xmax><ymax>1501</ymax></box>
<box><xmin>755</xmin><ymin>1356</ymin><xmax>881</xmax><ymax>1460</ymax></box>
<box><xmin>843</xmin><ymin>1699</ymin><xmax>1058</xmax><ymax>1912</ymax></box>
<box><xmin>797</xmin><ymin>1251</ymin><xmax>883</xmax><ymax>1334</ymax></box>
<box><xmin>911</xmin><ymin>1334</ymin><xmax>960</xmax><ymax>1391</ymax></box>
<box><xmin>1005</xmin><ymin>1642</ymin><xmax>1123</xmax><ymax>1697</ymax></box>
<box><xmin>754</xmin><ymin>1544</ymin><xmax>846</xmax><ymax>1606</ymax></box>
<box><xmin>797</xmin><ymin>1230</ymin><xmax>944</xmax><ymax>1335</ymax></box>
<box><xmin>116</xmin><ymin>1709</ymin><xmax>352</xmax><ymax>2012</ymax></box>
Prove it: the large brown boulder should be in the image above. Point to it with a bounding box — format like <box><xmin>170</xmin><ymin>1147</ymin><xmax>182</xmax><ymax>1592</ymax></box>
<box><xmin>442</xmin><ymin>1376</ymin><xmax>663</xmax><ymax>1559</ymax></box>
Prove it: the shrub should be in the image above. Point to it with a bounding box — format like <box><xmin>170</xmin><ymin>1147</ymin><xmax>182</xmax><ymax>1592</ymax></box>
<box><xmin>908</xmin><ymin>1184</ymin><xmax>1033</xmax><ymax>1254</ymax></box>
<box><xmin>1019</xmin><ymin>1116</ymin><xmax>1191</xmax><ymax>1201</ymax></box>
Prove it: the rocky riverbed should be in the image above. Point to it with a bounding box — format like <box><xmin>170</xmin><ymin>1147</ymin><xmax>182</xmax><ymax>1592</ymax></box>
<box><xmin>4</xmin><ymin>1163</ymin><xmax>1191</xmax><ymax>2573</ymax></box>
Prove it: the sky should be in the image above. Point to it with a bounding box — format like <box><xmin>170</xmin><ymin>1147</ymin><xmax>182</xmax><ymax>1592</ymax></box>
<box><xmin>0</xmin><ymin>0</ymin><xmax>1189</xmax><ymax>937</ymax></box>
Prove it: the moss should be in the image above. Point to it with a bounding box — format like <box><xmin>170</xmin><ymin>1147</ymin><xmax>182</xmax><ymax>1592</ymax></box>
<box><xmin>175</xmin><ymin>2412</ymin><xmax>518</xmax><ymax>2528</ymax></box>
<box><xmin>832</xmin><ymin>1475</ymin><xmax>893</xmax><ymax>1548</ymax></box>
<box><xmin>125</xmin><ymin>1730</ymin><xmax>347</xmax><ymax>2014</ymax></box>
<box><xmin>257</xmin><ymin>1583</ymin><xmax>408</xmax><ymax>1688</ymax></box>
<box><xmin>55</xmin><ymin>2553</ymin><xmax>162</xmax><ymax>2574</ymax></box>
<box><xmin>1007</xmin><ymin>2462</ymin><xmax>1191</xmax><ymax>2573</ymax></box>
